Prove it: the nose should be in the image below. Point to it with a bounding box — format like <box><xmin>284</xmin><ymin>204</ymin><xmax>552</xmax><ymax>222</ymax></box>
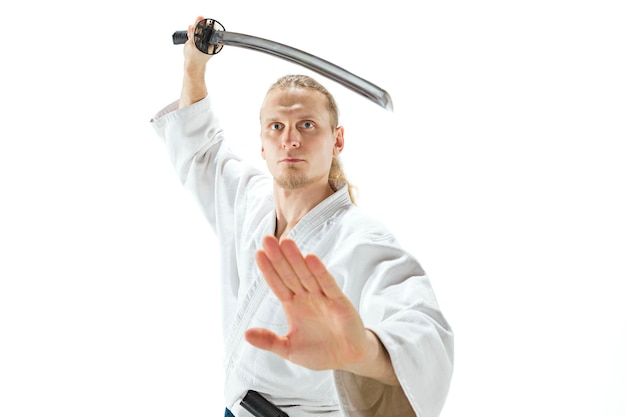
<box><xmin>282</xmin><ymin>127</ymin><xmax>301</xmax><ymax>149</ymax></box>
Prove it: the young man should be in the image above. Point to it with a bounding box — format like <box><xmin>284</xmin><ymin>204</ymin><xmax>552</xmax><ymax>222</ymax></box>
<box><xmin>151</xmin><ymin>16</ymin><xmax>453</xmax><ymax>417</ymax></box>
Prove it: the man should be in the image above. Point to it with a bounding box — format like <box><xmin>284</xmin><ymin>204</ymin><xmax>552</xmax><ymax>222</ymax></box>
<box><xmin>151</xmin><ymin>16</ymin><xmax>453</xmax><ymax>417</ymax></box>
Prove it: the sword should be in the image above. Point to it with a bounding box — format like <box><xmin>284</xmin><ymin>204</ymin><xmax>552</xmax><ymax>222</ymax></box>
<box><xmin>172</xmin><ymin>18</ymin><xmax>393</xmax><ymax>111</ymax></box>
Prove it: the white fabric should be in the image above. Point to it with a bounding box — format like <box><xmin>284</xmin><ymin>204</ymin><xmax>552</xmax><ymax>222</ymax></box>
<box><xmin>151</xmin><ymin>96</ymin><xmax>454</xmax><ymax>417</ymax></box>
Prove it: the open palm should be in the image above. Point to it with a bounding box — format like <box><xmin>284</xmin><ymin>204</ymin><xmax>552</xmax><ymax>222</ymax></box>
<box><xmin>245</xmin><ymin>235</ymin><xmax>370</xmax><ymax>371</ymax></box>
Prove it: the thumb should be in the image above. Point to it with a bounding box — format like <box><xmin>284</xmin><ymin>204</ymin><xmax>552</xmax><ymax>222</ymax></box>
<box><xmin>245</xmin><ymin>328</ymin><xmax>288</xmax><ymax>358</ymax></box>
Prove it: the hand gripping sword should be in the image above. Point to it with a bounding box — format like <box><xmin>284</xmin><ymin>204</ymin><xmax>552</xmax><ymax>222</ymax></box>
<box><xmin>172</xmin><ymin>18</ymin><xmax>393</xmax><ymax>111</ymax></box>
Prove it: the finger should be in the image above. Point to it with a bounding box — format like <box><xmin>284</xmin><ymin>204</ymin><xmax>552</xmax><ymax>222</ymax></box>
<box><xmin>187</xmin><ymin>24</ymin><xmax>194</xmax><ymax>42</ymax></box>
<box><xmin>279</xmin><ymin>239</ymin><xmax>322</xmax><ymax>295</ymax></box>
<box><xmin>255</xmin><ymin>250</ymin><xmax>294</xmax><ymax>301</ymax></box>
<box><xmin>261</xmin><ymin>236</ymin><xmax>306</xmax><ymax>294</ymax></box>
<box><xmin>245</xmin><ymin>327</ymin><xmax>288</xmax><ymax>359</ymax></box>
<box><xmin>304</xmin><ymin>253</ymin><xmax>344</xmax><ymax>299</ymax></box>
<box><xmin>187</xmin><ymin>16</ymin><xmax>205</xmax><ymax>45</ymax></box>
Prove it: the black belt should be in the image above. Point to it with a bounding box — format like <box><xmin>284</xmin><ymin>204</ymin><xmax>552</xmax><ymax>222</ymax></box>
<box><xmin>240</xmin><ymin>390</ymin><xmax>289</xmax><ymax>417</ymax></box>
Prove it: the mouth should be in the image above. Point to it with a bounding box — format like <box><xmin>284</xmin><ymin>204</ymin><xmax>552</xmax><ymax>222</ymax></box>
<box><xmin>280</xmin><ymin>158</ymin><xmax>304</xmax><ymax>163</ymax></box>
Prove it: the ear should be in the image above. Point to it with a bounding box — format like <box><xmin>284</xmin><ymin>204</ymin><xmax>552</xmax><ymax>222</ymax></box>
<box><xmin>333</xmin><ymin>126</ymin><xmax>345</xmax><ymax>157</ymax></box>
<box><xmin>261</xmin><ymin>145</ymin><xmax>266</xmax><ymax>160</ymax></box>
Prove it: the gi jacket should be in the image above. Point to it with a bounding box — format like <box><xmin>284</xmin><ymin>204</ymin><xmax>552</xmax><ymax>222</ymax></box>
<box><xmin>151</xmin><ymin>96</ymin><xmax>454</xmax><ymax>417</ymax></box>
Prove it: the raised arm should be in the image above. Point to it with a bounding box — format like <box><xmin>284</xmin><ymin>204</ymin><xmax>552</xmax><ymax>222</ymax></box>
<box><xmin>179</xmin><ymin>16</ymin><xmax>213</xmax><ymax>108</ymax></box>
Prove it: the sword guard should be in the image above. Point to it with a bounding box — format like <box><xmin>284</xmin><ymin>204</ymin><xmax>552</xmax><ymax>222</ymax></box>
<box><xmin>171</xmin><ymin>18</ymin><xmax>225</xmax><ymax>55</ymax></box>
<box><xmin>193</xmin><ymin>18</ymin><xmax>225</xmax><ymax>55</ymax></box>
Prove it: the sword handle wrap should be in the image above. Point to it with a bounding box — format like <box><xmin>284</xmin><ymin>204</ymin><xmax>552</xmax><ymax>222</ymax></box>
<box><xmin>172</xmin><ymin>31</ymin><xmax>188</xmax><ymax>45</ymax></box>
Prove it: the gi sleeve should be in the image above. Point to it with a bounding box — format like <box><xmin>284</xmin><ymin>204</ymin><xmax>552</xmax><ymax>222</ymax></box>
<box><xmin>333</xmin><ymin>236</ymin><xmax>454</xmax><ymax>417</ymax></box>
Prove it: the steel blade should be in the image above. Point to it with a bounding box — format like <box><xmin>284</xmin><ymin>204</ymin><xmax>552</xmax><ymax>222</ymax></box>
<box><xmin>211</xmin><ymin>30</ymin><xmax>393</xmax><ymax>111</ymax></box>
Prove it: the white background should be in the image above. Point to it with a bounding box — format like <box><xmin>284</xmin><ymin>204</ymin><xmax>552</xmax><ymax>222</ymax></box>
<box><xmin>1</xmin><ymin>1</ymin><xmax>625</xmax><ymax>416</ymax></box>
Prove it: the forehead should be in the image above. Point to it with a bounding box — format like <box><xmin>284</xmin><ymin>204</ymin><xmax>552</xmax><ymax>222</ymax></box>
<box><xmin>260</xmin><ymin>87</ymin><xmax>330</xmax><ymax>121</ymax></box>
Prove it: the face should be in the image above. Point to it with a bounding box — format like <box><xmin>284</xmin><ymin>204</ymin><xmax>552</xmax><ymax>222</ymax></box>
<box><xmin>260</xmin><ymin>87</ymin><xmax>344</xmax><ymax>191</ymax></box>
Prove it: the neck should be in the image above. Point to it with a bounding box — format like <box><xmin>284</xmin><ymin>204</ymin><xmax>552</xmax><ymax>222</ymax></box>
<box><xmin>274</xmin><ymin>181</ymin><xmax>335</xmax><ymax>240</ymax></box>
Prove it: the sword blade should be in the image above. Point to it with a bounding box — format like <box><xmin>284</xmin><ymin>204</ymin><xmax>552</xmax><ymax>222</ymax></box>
<box><xmin>211</xmin><ymin>30</ymin><xmax>393</xmax><ymax>111</ymax></box>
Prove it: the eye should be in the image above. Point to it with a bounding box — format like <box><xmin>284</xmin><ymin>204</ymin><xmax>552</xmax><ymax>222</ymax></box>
<box><xmin>301</xmin><ymin>121</ymin><xmax>315</xmax><ymax>129</ymax></box>
<box><xmin>270</xmin><ymin>122</ymin><xmax>283</xmax><ymax>131</ymax></box>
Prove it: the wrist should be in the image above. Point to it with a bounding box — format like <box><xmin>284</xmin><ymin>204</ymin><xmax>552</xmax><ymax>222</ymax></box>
<box><xmin>183</xmin><ymin>62</ymin><xmax>207</xmax><ymax>78</ymax></box>
<box><xmin>343</xmin><ymin>330</ymin><xmax>399</xmax><ymax>386</ymax></box>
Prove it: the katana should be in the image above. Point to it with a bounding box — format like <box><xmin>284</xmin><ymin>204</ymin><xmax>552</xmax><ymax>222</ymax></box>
<box><xmin>172</xmin><ymin>18</ymin><xmax>393</xmax><ymax>111</ymax></box>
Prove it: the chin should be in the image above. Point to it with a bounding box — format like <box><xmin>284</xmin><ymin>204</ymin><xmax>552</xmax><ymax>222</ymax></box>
<box><xmin>275</xmin><ymin>173</ymin><xmax>311</xmax><ymax>190</ymax></box>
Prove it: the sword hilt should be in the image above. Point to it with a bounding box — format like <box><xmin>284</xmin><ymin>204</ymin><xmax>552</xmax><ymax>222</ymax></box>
<box><xmin>171</xmin><ymin>18</ymin><xmax>225</xmax><ymax>55</ymax></box>
<box><xmin>171</xmin><ymin>31</ymin><xmax>188</xmax><ymax>45</ymax></box>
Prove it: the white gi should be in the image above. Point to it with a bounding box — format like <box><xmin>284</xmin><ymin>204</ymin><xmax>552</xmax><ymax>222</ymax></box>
<box><xmin>151</xmin><ymin>96</ymin><xmax>454</xmax><ymax>417</ymax></box>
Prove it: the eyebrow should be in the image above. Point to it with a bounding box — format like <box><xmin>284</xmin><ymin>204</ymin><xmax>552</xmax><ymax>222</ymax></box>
<box><xmin>261</xmin><ymin>113</ymin><xmax>321</xmax><ymax>123</ymax></box>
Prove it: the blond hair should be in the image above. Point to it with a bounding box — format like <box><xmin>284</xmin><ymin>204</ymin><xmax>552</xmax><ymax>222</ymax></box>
<box><xmin>265</xmin><ymin>74</ymin><xmax>356</xmax><ymax>203</ymax></box>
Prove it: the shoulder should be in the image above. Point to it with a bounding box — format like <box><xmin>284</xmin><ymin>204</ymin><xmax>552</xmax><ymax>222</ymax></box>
<box><xmin>336</xmin><ymin>205</ymin><xmax>397</xmax><ymax>243</ymax></box>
